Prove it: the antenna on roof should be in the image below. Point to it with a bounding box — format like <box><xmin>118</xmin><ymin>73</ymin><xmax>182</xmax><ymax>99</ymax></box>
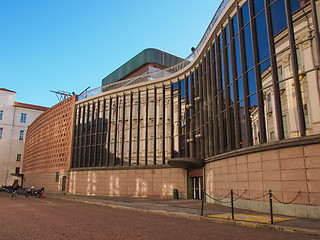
<box><xmin>78</xmin><ymin>86</ymin><xmax>90</xmax><ymax>95</ymax></box>
<box><xmin>49</xmin><ymin>90</ymin><xmax>74</xmax><ymax>102</ymax></box>
<box><xmin>49</xmin><ymin>86</ymin><xmax>90</xmax><ymax>102</ymax></box>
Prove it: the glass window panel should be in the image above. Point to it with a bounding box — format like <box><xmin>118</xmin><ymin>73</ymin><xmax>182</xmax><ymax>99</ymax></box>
<box><xmin>19</xmin><ymin>130</ymin><xmax>24</xmax><ymax>140</ymax></box>
<box><xmin>291</xmin><ymin>0</ymin><xmax>301</xmax><ymax>13</ymax></box>
<box><xmin>219</xmin><ymin>34</ymin><xmax>223</xmax><ymax>53</ymax></box>
<box><xmin>256</xmin><ymin>11</ymin><xmax>270</xmax><ymax>64</ymax></box>
<box><xmin>220</xmin><ymin>53</ymin><xmax>225</xmax><ymax>89</ymax></box>
<box><xmin>227</xmin><ymin>45</ymin><xmax>232</xmax><ymax>82</ymax></box>
<box><xmin>181</xmin><ymin>79</ymin><xmax>185</xmax><ymax>98</ymax></box>
<box><xmin>271</xmin><ymin>0</ymin><xmax>287</xmax><ymax>36</ymax></box>
<box><xmin>238</xmin><ymin>77</ymin><xmax>244</xmax><ymax>101</ymax></box>
<box><xmin>244</xmin><ymin>25</ymin><xmax>254</xmax><ymax>70</ymax></box>
<box><xmin>230</xmin><ymin>84</ymin><xmax>234</xmax><ymax>102</ymax></box>
<box><xmin>225</xmin><ymin>24</ymin><xmax>229</xmax><ymax>44</ymax></box>
<box><xmin>248</xmin><ymin>69</ymin><xmax>257</xmax><ymax>95</ymax></box>
<box><xmin>234</xmin><ymin>35</ymin><xmax>242</xmax><ymax>78</ymax></box>
<box><xmin>20</xmin><ymin>113</ymin><xmax>27</xmax><ymax>123</ymax></box>
<box><xmin>0</xmin><ymin>110</ymin><xmax>3</xmax><ymax>120</ymax></box>
<box><xmin>260</xmin><ymin>59</ymin><xmax>271</xmax><ymax>74</ymax></box>
<box><xmin>242</xmin><ymin>2</ymin><xmax>250</xmax><ymax>26</ymax></box>
<box><xmin>233</xmin><ymin>13</ymin><xmax>238</xmax><ymax>35</ymax></box>
<box><xmin>254</xmin><ymin>0</ymin><xmax>265</xmax><ymax>15</ymax></box>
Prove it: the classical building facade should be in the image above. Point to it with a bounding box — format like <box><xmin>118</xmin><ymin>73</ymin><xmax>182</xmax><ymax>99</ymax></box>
<box><xmin>0</xmin><ymin>88</ymin><xmax>48</xmax><ymax>186</ymax></box>
<box><xmin>23</xmin><ymin>0</ymin><xmax>320</xmax><ymax>219</ymax></box>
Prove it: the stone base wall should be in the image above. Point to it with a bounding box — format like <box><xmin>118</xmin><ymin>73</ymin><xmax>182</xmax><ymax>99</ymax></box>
<box><xmin>23</xmin><ymin>171</ymin><xmax>68</xmax><ymax>193</ymax></box>
<box><xmin>205</xmin><ymin>142</ymin><xmax>320</xmax><ymax>219</ymax></box>
<box><xmin>69</xmin><ymin>167</ymin><xmax>186</xmax><ymax>198</ymax></box>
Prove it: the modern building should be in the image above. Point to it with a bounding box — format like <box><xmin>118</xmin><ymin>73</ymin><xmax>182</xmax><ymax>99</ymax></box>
<box><xmin>23</xmin><ymin>0</ymin><xmax>320</xmax><ymax>219</ymax></box>
<box><xmin>0</xmin><ymin>88</ymin><xmax>48</xmax><ymax>186</ymax></box>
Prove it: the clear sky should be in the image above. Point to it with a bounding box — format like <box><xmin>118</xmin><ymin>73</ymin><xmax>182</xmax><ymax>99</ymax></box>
<box><xmin>1</xmin><ymin>0</ymin><xmax>220</xmax><ymax>107</ymax></box>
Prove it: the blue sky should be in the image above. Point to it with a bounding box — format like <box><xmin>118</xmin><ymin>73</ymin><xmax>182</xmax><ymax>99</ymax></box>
<box><xmin>0</xmin><ymin>0</ymin><xmax>219</xmax><ymax>107</ymax></box>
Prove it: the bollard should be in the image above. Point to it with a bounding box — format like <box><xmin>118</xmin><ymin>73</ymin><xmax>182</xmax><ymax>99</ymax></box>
<box><xmin>201</xmin><ymin>189</ymin><xmax>204</xmax><ymax>216</ymax></box>
<box><xmin>231</xmin><ymin>189</ymin><xmax>234</xmax><ymax>220</ymax></box>
<box><xmin>269</xmin><ymin>190</ymin><xmax>274</xmax><ymax>224</ymax></box>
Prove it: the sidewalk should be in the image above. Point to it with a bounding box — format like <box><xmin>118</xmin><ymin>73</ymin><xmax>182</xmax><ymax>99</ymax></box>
<box><xmin>46</xmin><ymin>193</ymin><xmax>320</xmax><ymax>237</ymax></box>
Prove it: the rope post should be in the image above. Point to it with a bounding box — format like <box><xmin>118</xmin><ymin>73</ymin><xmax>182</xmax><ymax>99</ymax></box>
<box><xmin>269</xmin><ymin>190</ymin><xmax>274</xmax><ymax>224</ymax></box>
<box><xmin>201</xmin><ymin>189</ymin><xmax>204</xmax><ymax>216</ymax></box>
<box><xmin>231</xmin><ymin>189</ymin><xmax>234</xmax><ymax>220</ymax></box>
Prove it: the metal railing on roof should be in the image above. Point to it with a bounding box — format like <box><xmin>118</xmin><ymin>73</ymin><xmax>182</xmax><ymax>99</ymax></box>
<box><xmin>78</xmin><ymin>0</ymin><xmax>230</xmax><ymax>101</ymax></box>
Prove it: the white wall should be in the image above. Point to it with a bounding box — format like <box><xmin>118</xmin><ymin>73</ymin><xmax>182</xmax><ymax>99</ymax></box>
<box><xmin>0</xmin><ymin>89</ymin><xmax>46</xmax><ymax>186</ymax></box>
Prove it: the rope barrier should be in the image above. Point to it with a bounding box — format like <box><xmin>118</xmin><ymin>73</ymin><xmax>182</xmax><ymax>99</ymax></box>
<box><xmin>272</xmin><ymin>191</ymin><xmax>301</xmax><ymax>204</ymax></box>
<box><xmin>204</xmin><ymin>192</ymin><xmax>233</xmax><ymax>203</ymax></box>
<box><xmin>233</xmin><ymin>191</ymin><xmax>269</xmax><ymax>201</ymax></box>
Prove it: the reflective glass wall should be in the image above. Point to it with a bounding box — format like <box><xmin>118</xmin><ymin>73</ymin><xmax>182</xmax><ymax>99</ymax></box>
<box><xmin>72</xmin><ymin>0</ymin><xmax>320</xmax><ymax>168</ymax></box>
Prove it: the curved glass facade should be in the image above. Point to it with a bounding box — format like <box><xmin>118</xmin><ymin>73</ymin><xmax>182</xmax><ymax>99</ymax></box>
<box><xmin>72</xmin><ymin>0</ymin><xmax>320</xmax><ymax>169</ymax></box>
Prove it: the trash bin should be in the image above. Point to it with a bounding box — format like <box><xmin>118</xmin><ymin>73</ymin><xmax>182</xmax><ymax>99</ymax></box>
<box><xmin>173</xmin><ymin>189</ymin><xmax>179</xmax><ymax>199</ymax></box>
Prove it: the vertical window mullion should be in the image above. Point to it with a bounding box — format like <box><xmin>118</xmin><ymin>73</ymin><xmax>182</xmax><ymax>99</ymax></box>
<box><xmin>248</xmin><ymin>0</ymin><xmax>267</xmax><ymax>144</ymax></box>
<box><xmin>184</xmin><ymin>74</ymin><xmax>190</xmax><ymax>157</ymax></box>
<box><xmin>201</xmin><ymin>58</ymin><xmax>209</xmax><ymax>158</ymax></box>
<box><xmin>284</xmin><ymin>0</ymin><xmax>306</xmax><ymax>136</ymax></box>
<box><xmin>145</xmin><ymin>89</ymin><xmax>148</xmax><ymax>165</ymax></box>
<box><xmin>162</xmin><ymin>84</ymin><xmax>166</xmax><ymax>164</ymax></box>
<box><xmin>194</xmin><ymin>68</ymin><xmax>201</xmax><ymax>158</ymax></box>
<box><xmin>221</xmin><ymin>25</ymin><xmax>233</xmax><ymax>151</ymax></box>
<box><xmin>237</xmin><ymin>4</ymin><xmax>253</xmax><ymax>147</ymax></box>
<box><xmin>206</xmin><ymin>50</ymin><xmax>214</xmax><ymax>157</ymax></box>
<box><xmin>210</xmin><ymin>43</ymin><xmax>219</xmax><ymax>155</ymax></box>
<box><xmin>153</xmin><ymin>87</ymin><xmax>157</xmax><ymax>165</ymax></box>
<box><xmin>94</xmin><ymin>101</ymin><xmax>100</xmax><ymax>166</ymax></box>
<box><xmin>136</xmin><ymin>91</ymin><xmax>141</xmax><ymax>165</ymax></box>
<box><xmin>189</xmin><ymin>71</ymin><xmax>196</xmax><ymax>158</ymax></box>
<box><xmin>215</xmin><ymin>35</ymin><xmax>225</xmax><ymax>153</ymax></box>
<box><xmin>121</xmin><ymin>93</ymin><xmax>126</xmax><ymax>166</ymax></box>
<box><xmin>265</xmin><ymin>0</ymin><xmax>284</xmax><ymax>141</ymax></box>
<box><xmin>170</xmin><ymin>81</ymin><xmax>174</xmax><ymax>159</ymax></box>
<box><xmin>178</xmin><ymin>79</ymin><xmax>182</xmax><ymax>157</ymax></box>
<box><xmin>113</xmin><ymin>96</ymin><xmax>119</xmax><ymax>166</ymax></box>
<box><xmin>228</xmin><ymin>17</ymin><xmax>241</xmax><ymax>149</ymax></box>
<box><xmin>107</xmin><ymin>97</ymin><xmax>112</xmax><ymax>166</ymax></box>
<box><xmin>99</xmin><ymin>99</ymin><xmax>106</xmax><ymax>167</ymax></box>
<box><xmin>128</xmin><ymin>92</ymin><xmax>133</xmax><ymax>166</ymax></box>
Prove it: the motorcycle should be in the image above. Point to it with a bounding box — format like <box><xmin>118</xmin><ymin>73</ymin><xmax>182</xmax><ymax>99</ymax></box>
<box><xmin>25</xmin><ymin>187</ymin><xmax>45</xmax><ymax>198</ymax></box>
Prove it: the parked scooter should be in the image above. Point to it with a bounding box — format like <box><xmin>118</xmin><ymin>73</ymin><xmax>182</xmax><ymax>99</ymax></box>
<box><xmin>25</xmin><ymin>186</ymin><xmax>45</xmax><ymax>198</ymax></box>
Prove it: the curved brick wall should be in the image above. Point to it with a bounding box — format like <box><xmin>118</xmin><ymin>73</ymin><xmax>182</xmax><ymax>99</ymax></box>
<box><xmin>23</xmin><ymin>96</ymin><xmax>76</xmax><ymax>190</ymax></box>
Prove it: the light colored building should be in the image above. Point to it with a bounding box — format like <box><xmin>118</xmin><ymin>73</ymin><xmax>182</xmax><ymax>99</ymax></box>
<box><xmin>0</xmin><ymin>88</ymin><xmax>48</xmax><ymax>186</ymax></box>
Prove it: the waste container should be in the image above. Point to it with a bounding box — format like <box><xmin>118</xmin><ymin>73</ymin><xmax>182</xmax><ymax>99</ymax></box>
<box><xmin>173</xmin><ymin>189</ymin><xmax>179</xmax><ymax>199</ymax></box>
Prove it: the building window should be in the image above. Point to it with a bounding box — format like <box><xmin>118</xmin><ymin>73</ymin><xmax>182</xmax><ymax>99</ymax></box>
<box><xmin>20</xmin><ymin>113</ymin><xmax>27</xmax><ymax>123</ymax></box>
<box><xmin>19</xmin><ymin>130</ymin><xmax>24</xmax><ymax>140</ymax></box>
<box><xmin>56</xmin><ymin>172</ymin><xmax>59</xmax><ymax>182</ymax></box>
<box><xmin>0</xmin><ymin>128</ymin><xmax>3</xmax><ymax>139</ymax></box>
<box><xmin>17</xmin><ymin>154</ymin><xmax>21</xmax><ymax>162</ymax></box>
<box><xmin>0</xmin><ymin>110</ymin><xmax>3</xmax><ymax>120</ymax></box>
<box><xmin>267</xmin><ymin>93</ymin><xmax>272</xmax><ymax>113</ymax></box>
<box><xmin>15</xmin><ymin>167</ymin><xmax>20</xmax><ymax>174</ymax></box>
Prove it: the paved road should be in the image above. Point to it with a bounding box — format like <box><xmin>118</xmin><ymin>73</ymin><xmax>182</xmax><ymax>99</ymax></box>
<box><xmin>1</xmin><ymin>193</ymin><xmax>318</xmax><ymax>240</ymax></box>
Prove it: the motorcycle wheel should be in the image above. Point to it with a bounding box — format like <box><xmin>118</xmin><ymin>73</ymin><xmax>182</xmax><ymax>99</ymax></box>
<box><xmin>25</xmin><ymin>194</ymin><xmax>29</xmax><ymax>198</ymax></box>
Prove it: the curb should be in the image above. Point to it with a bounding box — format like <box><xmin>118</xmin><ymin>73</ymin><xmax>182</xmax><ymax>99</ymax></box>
<box><xmin>47</xmin><ymin>196</ymin><xmax>320</xmax><ymax>237</ymax></box>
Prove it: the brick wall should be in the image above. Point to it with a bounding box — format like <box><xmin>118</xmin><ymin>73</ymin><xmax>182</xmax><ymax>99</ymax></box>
<box><xmin>205</xmin><ymin>142</ymin><xmax>320</xmax><ymax>218</ymax></box>
<box><xmin>22</xmin><ymin>96</ymin><xmax>76</xmax><ymax>190</ymax></box>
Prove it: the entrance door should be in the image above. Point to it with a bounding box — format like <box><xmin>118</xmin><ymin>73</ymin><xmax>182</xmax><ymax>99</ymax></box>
<box><xmin>191</xmin><ymin>176</ymin><xmax>203</xmax><ymax>199</ymax></box>
<box><xmin>61</xmin><ymin>176</ymin><xmax>66</xmax><ymax>192</ymax></box>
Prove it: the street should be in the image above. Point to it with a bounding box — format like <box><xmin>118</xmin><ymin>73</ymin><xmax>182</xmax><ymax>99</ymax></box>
<box><xmin>0</xmin><ymin>192</ymin><xmax>318</xmax><ymax>240</ymax></box>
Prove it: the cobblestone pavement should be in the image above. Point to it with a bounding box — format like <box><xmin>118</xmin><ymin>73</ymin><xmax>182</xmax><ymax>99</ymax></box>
<box><xmin>1</xmin><ymin>192</ymin><xmax>319</xmax><ymax>240</ymax></box>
